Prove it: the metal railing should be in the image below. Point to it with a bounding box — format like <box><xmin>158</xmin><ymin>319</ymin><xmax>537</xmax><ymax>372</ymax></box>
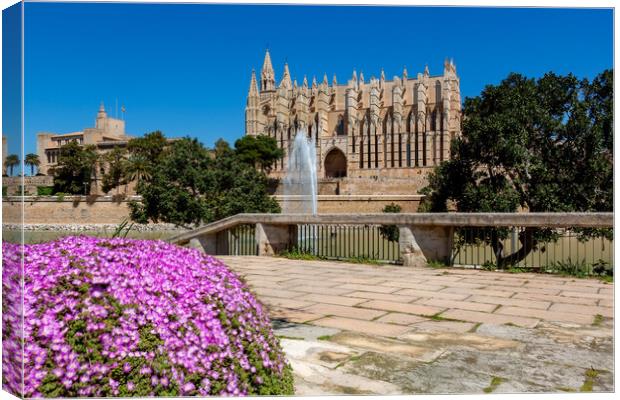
<box><xmin>294</xmin><ymin>224</ymin><xmax>400</xmax><ymax>263</ymax></box>
<box><xmin>225</xmin><ymin>224</ymin><xmax>257</xmax><ymax>255</ymax></box>
<box><xmin>451</xmin><ymin>226</ymin><xmax>614</xmax><ymax>270</ymax></box>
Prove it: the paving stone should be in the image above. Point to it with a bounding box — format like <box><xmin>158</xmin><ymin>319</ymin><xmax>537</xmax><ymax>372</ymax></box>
<box><xmin>303</xmin><ymin>303</ymin><xmax>387</xmax><ymax>321</ymax></box>
<box><xmin>312</xmin><ymin>316</ymin><xmax>412</xmax><ymax>337</ymax></box>
<box><xmin>495</xmin><ymin>306</ymin><xmax>594</xmax><ymax>325</ymax></box>
<box><xmin>335</xmin><ymin>283</ymin><xmax>400</xmax><ymax>294</ymax></box>
<box><xmin>273</xmin><ymin>323</ymin><xmax>341</xmax><ymax>341</ymax></box>
<box><xmin>331</xmin><ymin>276</ymin><xmax>393</xmax><ymax>285</ymax></box>
<box><xmin>258</xmin><ymin>296</ymin><xmax>317</xmax><ymax>310</ymax></box>
<box><xmin>380</xmin><ymin>281</ymin><xmax>445</xmax><ymax>291</ymax></box>
<box><xmin>440</xmin><ymin>309</ymin><xmax>540</xmax><ymax>328</ymax></box>
<box><xmin>329</xmin><ymin>331</ymin><xmax>445</xmax><ymax>362</ymax></box>
<box><xmin>467</xmin><ymin>295</ymin><xmax>551</xmax><ymax>310</ymax></box>
<box><xmin>268</xmin><ymin>308</ymin><xmax>324</xmax><ymax>324</ymax></box>
<box><xmin>394</xmin><ymin>288</ymin><xmax>470</xmax><ymax>301</ymax></box>
<box><xmin>286</xmin><ymin>285</ymin><xmax>356</xmax><ymax>296</ymax></box>
<box><xmin>548</xmin><ymin>303</ymin><xmax>614</xmax><ymax>318</ymax></box>
<box><xmin>298</xmin><ymin>293</ymin><xmax>366</xmax><ymax>307</ymax></box>
<box><xmin>441</xmin><ymin>287</ymin><xmax>515</xmax><ymax>298</ymax></box>
<box><xmin>345</xmin><ymin>291</ymin><xmax>419</xmax><ymax>303</ymax></box>
<box><xmin>398</xmin><ymin>331</ymin><xmax>519</xmax><ymax>351</ymax></box>
<box><xmin>560</xmin><ymin>290</ymin><xmax>610</xmax><ymax>300</ymax></box>
<box><xmin>513</xmin><ymin>292</ymin><xmax>598</xmax><ymax>306</ymax></box>
<box><xmin>252</xmin><ymin>287</ymin><xmax>307</xmax><ymax>299</ymax></box>
<box><xmin>359</xmin><ymin>300</ymin><xmax>445</xmax><ymax>317</ymax></box>
<box><xmin>524</xmin><ymin>282</ymin><xmax>599</xmax><ymax>293</ymax></box>
<box><xmin>421</xmin><ymin>280</ymin><xmax>485</xmax><ymax>289</ymax></box>
<box><xmin>408</xmin><ymin>320</ymin><xmax>476</xmax><ymax>333</ymax></box>
<box><xmin>506</xmin><ymin>286</ymin><xmax>562</xmax><ymax>296</ymax></box>
<box><xmin>283</xmin><ymin>278</ymin><xmax>347</xmax><ymax>288</ymax></box>
<box><xmin>598</xmin><ymin>299</ymin><xmax>613</xmax><ymax>308</ymax></box>
<box><xmin>375</xmin><ymin>313</ymin><xmax>430</xmax><ymax>325</ymax></box>
<box><xmin>418</xmin><ymin>298</ymin><xmax>497</xmax><ymax>313</ymax></box>
<box><xmin>462</xmin><ymin>278</ymin><xmax>527</xmax><ymax>287</ymax></box>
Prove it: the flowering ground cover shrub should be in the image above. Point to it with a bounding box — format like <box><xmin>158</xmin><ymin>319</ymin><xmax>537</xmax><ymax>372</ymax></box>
<box><xmin>2</xmin><ymin>237</ymin><xmax>293</xmax><ymax>397</ymax></box>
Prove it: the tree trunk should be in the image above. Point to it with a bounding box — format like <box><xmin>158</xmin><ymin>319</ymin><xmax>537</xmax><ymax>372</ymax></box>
<box><xmin>491</xmin><ymin>227</ymin><xmax>538</xmax><ymax>269</ymax></box>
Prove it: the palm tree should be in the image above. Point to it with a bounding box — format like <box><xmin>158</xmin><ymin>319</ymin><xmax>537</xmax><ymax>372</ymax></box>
<box><xmin>24</xmin><ymin>153</ymin><xmax>40</xmax><ymax>176</ymax></box>
<box><xmin>4</xmin><ymin>154</ymin><xmax>19</xmax><ymax>176</ymax></box>
<box><xmin>125</xmin><ymin>154</ymin><xmax>152</xmax><ymax>187</ymax></box>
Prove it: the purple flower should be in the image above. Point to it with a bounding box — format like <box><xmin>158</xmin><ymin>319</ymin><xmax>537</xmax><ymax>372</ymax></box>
<box><xmin>2</xmin><ymin>237</ymin><xmax>291</xmax><ymax>397</ymax></box>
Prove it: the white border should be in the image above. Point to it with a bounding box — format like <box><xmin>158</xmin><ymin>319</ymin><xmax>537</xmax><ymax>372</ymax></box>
<box><xmin>0</xmin><ymin>1</ymin><xmax>616</xmax><ymax>400</ymax></box>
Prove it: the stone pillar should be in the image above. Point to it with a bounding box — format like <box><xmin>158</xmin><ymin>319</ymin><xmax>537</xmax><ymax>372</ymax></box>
<box><xmin>255</xmin><ymin>223</ymin><xmax>298</xmax><ymax>256</ymax></box>
<box><xmin>398</xmin><ymin>226</ymin><xmax>427</xmax><ymax>267</ymax></box>
<box><xmin>399</xmin><ymin>225</ymin><xmax>454</xmax><ymax>266</ymax></box>
<box><xmin>188</xmin><ymin>231</ymin><xmax>229</xmax><ymax>255</ymax></box>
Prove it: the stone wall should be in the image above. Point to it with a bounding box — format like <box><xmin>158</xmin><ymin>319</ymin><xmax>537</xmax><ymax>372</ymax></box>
<box><xmin>2</xmin><ymin>176</ymin><xmax>54</xmax><ymax>195</ymax></box>
<box><xmin>2</xmin><ymin>196</ymin><xmax>136</xmax><ymax>224</ymax></box>
<box><xmin>2</xmin><ymin>194</ymin><xmax>424</xmax><ymax>225</ymax></box>
<box><xmin>275</xmin><ymin>195</ymin><xmax>422</xmax><ymax>213</ymax></box>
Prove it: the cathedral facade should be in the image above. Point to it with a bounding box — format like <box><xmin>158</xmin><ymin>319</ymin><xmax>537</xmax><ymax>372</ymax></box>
<box><xmin>245</xmin><ymin>50</ymin><xmax>462</xmax><ymax>188</ymax></box>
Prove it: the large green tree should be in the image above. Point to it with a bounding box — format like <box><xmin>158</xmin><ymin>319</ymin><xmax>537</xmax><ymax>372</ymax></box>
<box><xmin>234</xmin><ymin>135</ymin><xmax>284</xmax><ymax>173</ymax></box>
<box><xmin>420</xmin><ymin>70</ymin><xmax>613</xmax><ymax>268</ymax></box>
<box><xmin>52</xmin><ymin>142</ymin><xmax>99</xmax><ymax>194</ymax></box>
<box><xmin>101</xmin><ymin>147</ymin><xmax>128</xmax><ymax>194</ymax></box>
<box><xmin>129</xmin><ymin>137</ymin><xmax>280</xmax><ymax>227</ymax></box>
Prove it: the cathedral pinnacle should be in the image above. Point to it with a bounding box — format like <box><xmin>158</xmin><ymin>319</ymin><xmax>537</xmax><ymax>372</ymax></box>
<box><xmin>248</xmin><ymin>69</ymin><xmax>259</xmax><ymax>97</ymax></box>
<box><xmin>323</xmin><ymin>73</ymin><xmax>328</xmax><ymax>86</ymax></box>
<box><xmin>403</xmin><ymin>66</ymin><xmax>408</xmax><ymax>80</ymax></box>
<box><xmin>262</xmin><ymin>49</ymin><xmax>274</xmax><ymax>74</ymax></box>
<box><xmin>280</xmin><ymin>63</ymin><xmax>292</xmax><ymax>89</ymax></box>
<box><xmin>260</xmin><ymin>50</ymin><xmax>276</xmax><ymax>91</ymax></box>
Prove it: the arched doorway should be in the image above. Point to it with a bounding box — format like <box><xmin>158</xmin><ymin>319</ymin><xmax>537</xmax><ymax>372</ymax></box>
<box><xmin>324</xmin><ymin>148</ymin><xmax>347</xmax><ymax>178</ymax></box>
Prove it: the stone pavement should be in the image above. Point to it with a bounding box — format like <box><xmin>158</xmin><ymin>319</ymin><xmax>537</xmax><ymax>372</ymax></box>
<box><xmin>219</xmin><ymin>256</ymin><xmax>615</xmax><ymax>395</ymax></box>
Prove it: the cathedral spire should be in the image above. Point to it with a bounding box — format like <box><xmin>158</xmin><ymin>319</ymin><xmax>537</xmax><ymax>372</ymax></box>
<box><xmin>262</xmin><ymin>49</ymin><xmax>274</xmax><ymax>73</ymax></box>
<box><xmin>303</xmin><ymin>75</ymin><xmax>309</xmax><ymax>89</ymax></box>
<box><xmin>403</xmin><ymin>65</ymin><xmax>408</xmax><ymax>80</ymax></box>
<box><xmin>323</xmin><ymin>73</ymin><xmax>328</xmax><ymax>86</ymax></box>
<box><xmin>333</xmin><ymin>74</ymin><xmax>338</xmax><ymax>86</ymax></box>
<box><xmin>260</xmin><ymin>50</ymin><xmax>276</xmax><ymax>91</ymax></box>
<box><xmin>248</xmin><ymin>69</ymin><xmax>259</xmax><ymax>97</ymax></box>
<box><xmin>280</xmin><ymin>62</ymin><xmax>292</xmax><ymax>89</ymax></box>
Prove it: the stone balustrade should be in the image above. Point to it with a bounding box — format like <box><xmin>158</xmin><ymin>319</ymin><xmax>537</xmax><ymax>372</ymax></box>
<box><xmin>169</xmin><ymin>212</ymin><xmax>613</xmax><ymax>267</ymax></box>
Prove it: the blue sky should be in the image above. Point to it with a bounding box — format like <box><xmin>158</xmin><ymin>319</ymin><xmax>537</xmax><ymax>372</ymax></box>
<box><xmin>4</xmin><ymin>2</ymin><xmax>615</xmax><ymax>157</ymax></box>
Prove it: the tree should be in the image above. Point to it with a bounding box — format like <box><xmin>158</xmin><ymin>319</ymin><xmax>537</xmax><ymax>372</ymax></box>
<box><xmin>126</xmin><ymin>130</ymin><xmax>168</xmax><ymax>165</ymax></box>
<box><xmin>125</xmin><ymin>154</ymin><xmax>152</xmax><ymax>187</ymax></box>
<box><xmin>100</xmin><ymin>147</ymin><xmax>128</xmax><ymax>194</ymax></box>
<box><xmin>4</xmin><ymin>154</ymin><xmax>19</xmax><ymax>176</ymax></box>
<box><xmin>52</xmin><ymin>142</ymin><xmax>99</xmax><ymax>194</ymax></box>
<box><xmin>234</xmin><ymin>135</ymin><xmax>284</xmax><ymax>173</ymax></box>
<box><xmin>202</xmin><ymin>144</ymin><xmax>280</xmax><ymax>222</ymax></box>
<box><xmin>420</xmin><ymin>70</ymin><xmax>613</xmax><ymax>268</ymax></box>
<box><xmin>129</xmin><ymin>137</ymin><xmax>279</xmax><ymax>227</ymax></box>
<box><xmin>24</xmin><ymin>153</ymin><xmax>40</xmax><ymax>176</ymax></box>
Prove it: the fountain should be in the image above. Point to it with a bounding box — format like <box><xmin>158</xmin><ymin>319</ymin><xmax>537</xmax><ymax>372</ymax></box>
<box><xmin>282</xmin><ymin>129</ymin><xmax>318</xmax><ymax>215</ymax></box>
<box><xmin>282</xmin><ymin>129</ymin><xmax>319</xmax><ymax>253</ymax></box>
